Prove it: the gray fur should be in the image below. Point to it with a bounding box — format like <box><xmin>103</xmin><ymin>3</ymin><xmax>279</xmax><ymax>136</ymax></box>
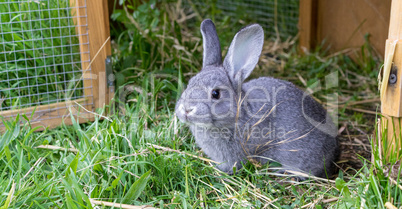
<box><xmin>175</xmin><ymin>19</ymin><xmax>339</xmax><ymax>178</ymax></box>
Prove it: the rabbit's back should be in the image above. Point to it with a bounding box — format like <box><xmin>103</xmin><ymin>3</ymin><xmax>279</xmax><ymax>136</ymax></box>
<box><xmin>241</xmin><ymin>77</ymin><xmax>338</xmax><ymax>177</ymax></box>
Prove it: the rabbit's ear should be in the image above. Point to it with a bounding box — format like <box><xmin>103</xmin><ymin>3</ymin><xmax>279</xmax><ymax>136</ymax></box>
<box><xmin>201</xmin><ymin>19</ymin><xmax>222</xmax><ymax>68</ymax></box>
<box><xmin>223</xmin><ymin>24</ymin><xmax>264</xmax><ymax>84</ymax></box>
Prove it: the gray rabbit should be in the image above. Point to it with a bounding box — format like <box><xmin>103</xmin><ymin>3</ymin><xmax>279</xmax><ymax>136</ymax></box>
<box><xmin>175</xmin><ymin>19</ymin><xmax>339</xmax><ymax>178</ymax></box>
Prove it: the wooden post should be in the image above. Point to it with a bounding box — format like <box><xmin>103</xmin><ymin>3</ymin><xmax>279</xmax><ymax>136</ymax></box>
<box><xmin>381</xmin><ymin>0</ymin><xmax>402</xmax><ymax>160</ymax></box>
<box><xmin>70</xmin><ymin>0</ymin><xmax>94</xmax><ymax>119</ymax></box>
<box><xmin>298</xmin><ymin>0</ymin><xmax>318</xmax><ymax>53</ymax></box>
<box><xmin>71</xmin><ymin>0</ymin><xmax>112</xmax><ymax>112</ymax></box>
<box><xmin>85</xmin><ymin>0</ymin><xmax>112</xmax><ymax>110</ymax></box>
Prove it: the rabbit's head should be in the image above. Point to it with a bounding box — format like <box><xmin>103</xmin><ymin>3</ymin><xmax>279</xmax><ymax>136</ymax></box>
<box><xmin>175</xmin><ymin>19</ymin><xmax>264</xmax><ymax>127</ymax></box>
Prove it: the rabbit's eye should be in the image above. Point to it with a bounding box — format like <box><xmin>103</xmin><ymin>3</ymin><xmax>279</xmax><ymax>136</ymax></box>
<box><xmin>211</xmin><ymin>89</ymin><xmax>220</xmax><ymax>99</ymax></box>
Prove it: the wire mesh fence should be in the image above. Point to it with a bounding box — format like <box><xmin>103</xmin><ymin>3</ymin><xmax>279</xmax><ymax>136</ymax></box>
<box><xmin>188</xmin><ymin>0</ymin><xmax>299</xmax><ymax>39</ymax></box>
<box><xmin>0</xmin><ymin>0</ymin><xmax>93</xmax><ymax>127</ymax></box>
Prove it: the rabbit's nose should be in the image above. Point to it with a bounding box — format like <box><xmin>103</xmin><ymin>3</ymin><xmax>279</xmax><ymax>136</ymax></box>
<box><xmin>185</xmin><ymin>107</ymin><xmax>195</xmax><ymax>115</ymax></box>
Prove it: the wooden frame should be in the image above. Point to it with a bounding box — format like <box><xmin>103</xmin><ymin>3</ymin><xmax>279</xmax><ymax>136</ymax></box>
<box><xmin>381</xmin><ymin>0</ymin><xmax>402</xmax><ymax>160</ymax></box>
<box><xmin>298</xmin><ymin>0</ymin><xmax>318</xmax><ymax>53</ymax></box>
<box><xmin>0</xmin><ymin>0</ymin><xmax>112</xmax><ymax>131</ymax></box>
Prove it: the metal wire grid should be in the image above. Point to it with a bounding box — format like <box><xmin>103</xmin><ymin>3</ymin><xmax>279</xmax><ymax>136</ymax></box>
<box><xmin>0</xmin><ymin>0</ymin><xmax>93</xmax><ymax>123</ymax></box>
<box><xmin>189</xmin><ymin>0</ymin><xmax>299</xmax><ymax>39</ymax></box>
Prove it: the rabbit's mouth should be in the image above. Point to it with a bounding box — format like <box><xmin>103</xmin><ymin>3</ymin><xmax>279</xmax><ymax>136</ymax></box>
<box><xmin>176</xmin><ymin>102</ymin><xmax>211</xmax><ymax>124</ymax></box>
<box><xmin>177</xmin><ymin>114</ymin><xmax>214</xmax><ymax>127</ymax></box>
<box><xmin>178</xmin><ymin>115</ymin><xmax>235</xmax><ymax>130</ymax></box>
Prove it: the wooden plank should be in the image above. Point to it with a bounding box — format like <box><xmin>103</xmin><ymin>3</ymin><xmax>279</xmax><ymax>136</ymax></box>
<box><xmin>388</xmin><ymin>0</ymin><xmax>402</xmax><ymax>40</ymax></box>
<box><xmin>70</xmin><ymin>0</ymin><xmax>94</xmax><ymax>110</ymax></box>
<box><xmin>298</xmin><ymin>0</ymin><xmax>317</xmax><ymax>53</ymax></box>
<box><xmin>0</xmin><ymin>98</ymin><xmax>87</xmax><ymax>117</ymax></box>
<box><xmin>381</xmin><ymin>0</ymin><xmax>402</xmax><ymax>160</ymax></box>
<box><xmin>0</xmin><ymin>99</ymin><xmax>93</xmax><ymax>132</ymax></box>
<box><xmin>103</xmin><ymin>0</ymin><xmax>114</xmax><ymax>104</ymax></box>
<box><xmin>382</xmin><ymin>41</ymin><xmax>402</xmax><ymax>116</ymax></box>
<box><xmin>382</xmin><ymin>0</ymin><xmax>402</xmax><ymax>116</ymax></box>
<box><xmin>87</xmin><ymin>0</ymin><xmax>112</xmax><ymax>110</ymax></box>
<box><xmin>308</xmin><ymin>0</ymin><xmax>391</xmax><ymax>57</ymax></box>
<box><xmin>70</xmin><ymin>0</ymin><xmax>112</xmax><ymax>110</ymax></box>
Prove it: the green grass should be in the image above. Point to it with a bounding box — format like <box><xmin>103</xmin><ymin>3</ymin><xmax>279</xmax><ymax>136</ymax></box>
<box><xmin>1</xmin><ymin>0</ymin><xmax>402</xmax><ymax>208</ymax></box>
<box><xmin>0</xmin><ymin>0</ymin><xmax>83</xmax><ymax>110</ymax></box>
